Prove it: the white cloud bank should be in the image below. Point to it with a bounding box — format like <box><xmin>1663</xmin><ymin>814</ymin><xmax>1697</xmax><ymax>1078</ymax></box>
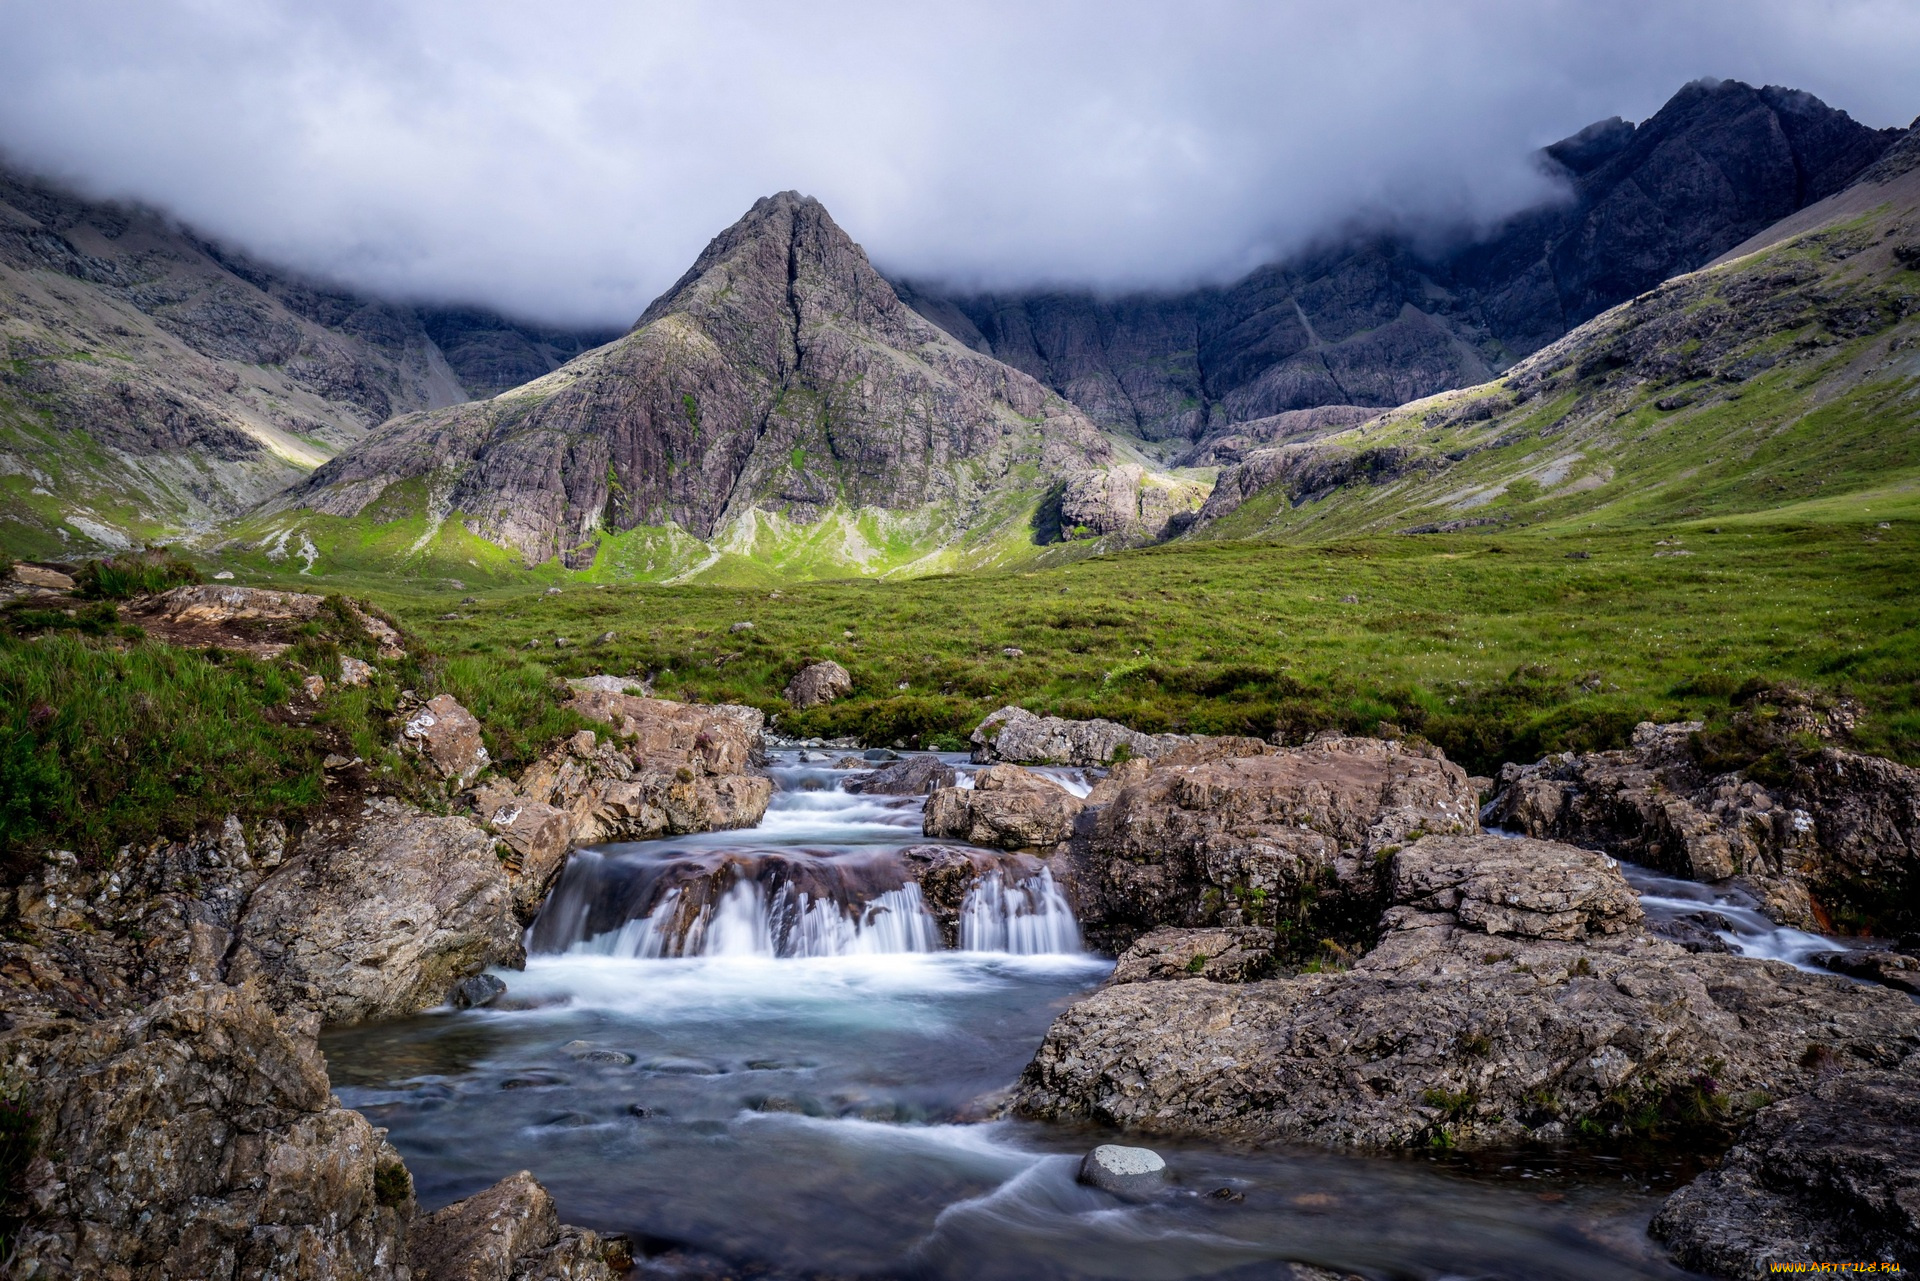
<box><xmin>0</xmin><ymin>0</ymin><xmax>1914</xmax><ymax>325</ymax></box>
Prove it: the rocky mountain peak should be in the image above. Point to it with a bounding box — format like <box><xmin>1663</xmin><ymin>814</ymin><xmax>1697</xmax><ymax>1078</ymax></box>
<box><xmin>269</xmin><ymin>192</ymin><xmax>1140</xmax><ymax>576</ymax></box>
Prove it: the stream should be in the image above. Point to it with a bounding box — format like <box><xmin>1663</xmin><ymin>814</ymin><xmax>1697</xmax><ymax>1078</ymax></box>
<box><xmin>319</xmin><ymin>752</ymin><xmax>1813</xmax><ymax>1280</ymax></box>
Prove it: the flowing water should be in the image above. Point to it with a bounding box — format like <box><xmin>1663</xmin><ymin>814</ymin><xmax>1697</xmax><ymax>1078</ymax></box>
<box><xmin>323</xmin><ymin>754</ymin><xmax>1706</xmax><ymax>1279</ymax></box>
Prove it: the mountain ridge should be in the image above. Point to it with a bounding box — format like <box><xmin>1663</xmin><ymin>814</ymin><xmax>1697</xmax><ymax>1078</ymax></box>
<box><xmin>254</xmin><ymin>191</ymin><xmax>1196</xmax><ymax>582</ymax></box>
<box><xmin>900</xmin><ymin>79</ymin><xmax>1903</xmax><ymax>459</ymax></box>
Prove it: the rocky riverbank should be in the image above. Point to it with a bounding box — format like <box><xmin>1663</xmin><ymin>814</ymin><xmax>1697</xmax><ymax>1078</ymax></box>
<box><xmin>0</xmin><ymin>588</ymin><xmax>775</xmax><ymax>1278</ymax></box>
<box><xmin>942</xmin><ymin>711</ymin><xmax>1920</xmax><ymax>1277</ymax></box>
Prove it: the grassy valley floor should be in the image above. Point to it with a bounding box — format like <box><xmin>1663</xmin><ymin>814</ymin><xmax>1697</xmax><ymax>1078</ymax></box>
<box><xmin>3</xmin><ymin>510</ymin><xmax>1915</xmax><ymax>887</ymax></box>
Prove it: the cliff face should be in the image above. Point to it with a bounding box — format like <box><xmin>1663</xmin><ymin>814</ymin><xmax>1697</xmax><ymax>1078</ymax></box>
<box><xmin>903</xmin><ymin>80</ymin><xmax>1902</xmax><ymax>457</ymax></box>
<box><xmin>0</xmin><ymin>163</ymin><xmax>615</xmax><ymax>554</ymax></box>
<box><xmin>271</xmin><ymin>192</ymin><xmax>1134</xmax><ymax>575</ymax></box>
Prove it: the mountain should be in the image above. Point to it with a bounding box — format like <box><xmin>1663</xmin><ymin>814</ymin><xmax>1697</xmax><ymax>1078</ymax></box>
<box><xmin>1186</xmin><ymin>121</ymin><xmax>1920</xmax><ymax>541</ymax></box>
<box><xmin>255</xmin><ymin>192</ymin><xmax>1196</xmax><ymax>583</ymax></box>
<box><xmin>0</xmin><ymin>162</ymin><xmax>616</xmax><ymax>556</ymax></box>
<box><xmin>901</xmin><ymin>80</ymin><xmax>1904</xmax><ymax>461</ymax></box>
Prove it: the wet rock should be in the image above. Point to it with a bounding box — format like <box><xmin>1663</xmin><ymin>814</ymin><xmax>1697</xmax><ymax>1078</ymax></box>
<box><xmin>1649</xmin><ymin>911</ymin><xmax>1739</xmax><ymax>954</ymax></box>
<box><xmin>1110</xmin><ymin>926</ymin><xmax>1275</xmax><ymax>984</ymax></box>
<box><xmin>228</xmin><ymin>797</ymin><xmax>524</xmax><ymax>1024</ymax></box>
<box><xmin>7</xmin><ymin>986</ymin><xmax>414</xmax><ymax>1279</ymax></box>
<box><xmin>1652</xmin><ymin>1071</ymin><xmax>1920</xmax><ymax>1277</ymax></box>
<box><xmin>846</xmin><ymin>753</ymin><xmax>955</xmax><ymax>796</ymax></box>
<box><xmin>1077</xmin><ymin>1144</ymin><xmax>1168</xmax><ymax>1197</ymax></box>
<box><xmin>402</xmin><ymin>693</ymin><xmax>492</xmax><ymax>787</ymax></box>
<box><xmin>1488</xmin><ymin>718</ymin><xmax>1920</xmax><ymax>934</ymax></box>
<box><xmin>924</xmin><ymin>765</ymin><xmax>1084</xmax><ymax>849</ymax></box>
<box><xmin>899</xmin><ymin>845</ymin><xmax>1032</xmax><ymax>947</ymax></box>
<box><xmin>970</xmin><ymin>705</ymin><xmax>1190</xmax><ymax>767</ymax></box>
<box><xmin>1063</xmin><ymin>733</ymin><xmax>1476</xmax><ymax>954</ymax></box>
<box><xmin>785</xmin><ymin>660</ymin><xmax>852</xmax><ymax>709</ymax></box>
<box><xmin>1017</xmin><ymin>833</ymin><xmax>1920</xmax><ymax>1149</ymax></box>
<box><xmin>409</xmin><ymin>1169</ymin><xmax>615</xmax><ymax>1281</ymax></box>
<box><xmin>1812</xmin><ymin>949</ymin><xmax>1920</xmax><ymax>996</ymax></box>
<box><xmin>452</xmin><ymin>973</ymin><xmax>508</xmax><ymax>1009</ymax></box>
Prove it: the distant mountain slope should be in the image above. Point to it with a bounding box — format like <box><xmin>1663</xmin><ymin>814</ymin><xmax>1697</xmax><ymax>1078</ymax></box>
<box><xmin>903</xmin><ymin>80</ymin><xmax>1904</xmax><ymax>460</ymax></box>
<box><xmin>254</xmin><ymin>193</ymin><xmax>1194</xmax><ymax>583</ymax></box>
<box><xmin>1188</xmin><ymin>125</ymin><xmax>1920</xmax><ymax>543</ymax></box>
<box><xmin>0</xmin><ymin>163</ymin><xmax>615</xmax><ymax>555</ymax></box>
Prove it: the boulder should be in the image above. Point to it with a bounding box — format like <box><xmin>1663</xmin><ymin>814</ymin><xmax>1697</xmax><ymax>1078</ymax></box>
<box><xmin>339</xmin><ymin>656</ymin><xmax>375</xmax><ymax>686</ymax></box>
<box><xmin>848</xmin><ymin>753</ymin><xmax>957</xmax><ymax>796</ymax></box>
<box><xmin>785</xmin><ymin>660</ymin><xmax>853</xmax><ymax>709</ymax></box>
<box><xmin>402</xmin><ymin>693</ymin><xmax>492</xmax><ymax>788</ymax></box>
<box><xmin>451</xmin><ymin>973</ymin><xmax>508</xmax><ymax>1009</ymax></box>
<box><xmin>1652</xmin><ymin>1071</ymin><xmax>1920</xmax><ymax>1277</ymax></box>
<box><xmin>409</xmin><ymin>1170</ymin><xmax>614</xmax><ymax>1281</ymax></box>
<box><xmin>1110</xmin><ymin>926</ymin><xmax>1275</xmax><ymax>984</ymax></box>
<box><xmin>11</xmin><ymin>563</ymin><xmax>75</xmax><ymax>591</ymax></box>
<box><xmin>1063</xmin><ymin>733</ymin><xmax>1477</xmax><ymax>954</ymax></box>
<box><xmin>487</xmin><ymin>726</ymin><xmax>773</xmax><ymax>862</ymax></box>
<box><xmin>227</xmin><ymin>798</ymin><xmax>524</xmax><ymax>1025</ymax></box>
<box><xmin>1487</xmin><ymin>719</ymin><xmax>1920</xmax><ymax>934</ymax></box>
<box><xmin>1076</xmin><ymin>1144</ymin><xmax>1168</xmax><ymax>1198</ymax></box>
<box><xmin>924</xmin><ymin>765</ymin><xmax>1084</xmax><ymax>849</ymax></box>
<box><xmin>563</xmin><ymin>687</ymin><xmax>762</xmax><ymax>775</ymax></box>
<box><xmin>7</xmin><ymin>986</ymin><xmax>414</xmax><ymax>1280</ymax></box>
<box><xmin>970</xmin><ymin>705</ymin><xmax>1190</xmax><ymax>767</ymax></box>
<box><xmin>1812</xmin><ymin>949</ymin><xmax>1920</xmax><ymax>997</ymax></box>
<box><xmin>1016</xmin><ymin>833</ymin><xmax>1920</xmax><ymax>1149</ymax></box>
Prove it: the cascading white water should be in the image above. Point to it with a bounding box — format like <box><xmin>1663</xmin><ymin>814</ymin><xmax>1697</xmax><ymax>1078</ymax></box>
<box><xmin>959</xmin><ymin>867</ymin><xmax>1082</xmax><ymax>955</ymax></box>
<box><xmin>571</xmin><ymin>880</ymin><xmax>944</xmax><ymax>959</ymax></box>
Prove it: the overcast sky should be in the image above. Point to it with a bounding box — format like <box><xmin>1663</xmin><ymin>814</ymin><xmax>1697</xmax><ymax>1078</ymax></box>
<box><xmin>1</xmin><ymin>1</ymin><xmax>1916</xmax><ymax>326</ymax></box>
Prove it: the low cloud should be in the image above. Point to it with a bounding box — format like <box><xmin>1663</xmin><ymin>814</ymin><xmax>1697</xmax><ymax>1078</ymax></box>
<box><xmin>1</xmin><ymin>0</ymin><xmax>1915</xmax><ymax>325</ymax></box>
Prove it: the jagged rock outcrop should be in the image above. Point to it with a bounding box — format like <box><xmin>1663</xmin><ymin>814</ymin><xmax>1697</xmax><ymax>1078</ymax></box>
<box><xmin>1017</xmin><ymin>833</ymin><xmax>1920</xmax><ymax>1149</ymax></box>
<box><xmin>1651</xmin><ymin>1070</ymin><xmax>1920</xmax><ymax>1277</ymax></box>
<box><xmin>0</xmin><ymin>161</ymin><xmax>613</xmax><ymax>548</ymax></box>
<box><xmin>970</xmin><ymin>704</ymin><xmax>1190</xmax><ymax>767</ymax></box>
<box><xmin>1177</xmin><ymin>405</ymin><xmax>1378</xmax><ymax>466</ymax></box>
<box><xmin>904</xmin><ymin>80</ymin><xmax>1898</xmax><ymax>448</ymax></box>
<box><xmin>1193</xmin><ymin>440</ymin><xmax>1431</xmax><ymax>528</ymax></box>
<box><xmin>1487</xmin><ymin>718</ymin><xmax>1920</xmax><ymax>933</ymax></box>
<box><xmin>5</xmin><ymin>986</ymin><xmax>416</xmax><ymax>1280</ymax></box>
<box><xmin>1062</xmin><ymin>733</ymin><xmax>1477</xmax><ymax>953</ymax></box>
<box><xmin>923</xmin><ymin>765</ymin><xmax>1085</xmax><ymax>849</ymax></box>
<box><xmin>226</xmin><ymin>798</ymin><xmax>524</xmax><ymax>1025</ymax></box>
<box><xmin>1053</xmin><ymin>463</ymin><xmax>1205</xmax><ymax>541</ymax></box>
<box><xmin>409</xmin><ymin>1170</ymin><xmax>614</xmax><ymax>1281</ymax></box>
<box><xmin>125</xmin><ymin>584</ymin><xmax>404</xmax><ymax>660</ymax></box>
<box><xmin>274</xmin><ymin>191</ymin><xmax>1133</xmax><ymax>572</ymax></box>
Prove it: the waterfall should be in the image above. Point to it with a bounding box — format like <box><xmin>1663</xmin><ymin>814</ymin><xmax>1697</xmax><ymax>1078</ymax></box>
<box><xmin>959</xmin><ymin>867</ymin><xmax>1082</xmax><ymax>955</ymax></box>
<box><xmin>568</xmin><ymin>879</ymin><xmax>943</xmax><ymax>958</ymax></box>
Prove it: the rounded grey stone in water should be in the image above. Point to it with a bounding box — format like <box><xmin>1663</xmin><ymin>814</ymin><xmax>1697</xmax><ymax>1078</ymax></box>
<box><xmin>450</xmin><ymin>973</ymin><xmax>506</xmax><ymax>1010</ymax></box>
<box><xmin>1077</xmin><ymin>1144</ymin><xmax>1168</xmax><ymax>1197</ymax></box>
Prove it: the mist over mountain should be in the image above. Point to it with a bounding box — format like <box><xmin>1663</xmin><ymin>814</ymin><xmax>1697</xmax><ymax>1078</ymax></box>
<box><xmin>900</xmin><ymin>80</ymin><xmax>1905</xmax><ymax>453</ymax></box>
<box><xmin>2</xmin><ymin>1</ymin><xmax>1919</xmax><ymax>326</ymax></box>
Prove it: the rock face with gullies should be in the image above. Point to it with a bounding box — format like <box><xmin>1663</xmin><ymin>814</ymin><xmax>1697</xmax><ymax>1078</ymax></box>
<box><xmin>903</xmin><ymin>81</ymin><xmax>1898</xmax><ymax>451</ymax></box>
<box><xmin>1487</xmin><ymin>714</ymin><xmax>1920</xmax><ymax>934</ymax></box>
<box><xmin>1054</xmin><ymin>463</ymin><xmax>1207</xmax><ymax>541</ymax></box>
<box><xmin>1193</xmin><ymin>439</ymin><xmax>1433</xmax><ymax>527</ymax></box>
<box><xmin>5</xmin><ymin>985</ymin><xmax>416</xmax><ymax>1280</ymax></box>
<box><xmin>409</xmin><ymin>1170</ymin><xmax>614</xmax><ymax>1281</ymax></box>
<box><xmin>784</xmin><ymin>659</ymin><xmax>852</xmax><ymax>709</ymax></box>
<box><xmin>1062</xmin><ymin>733</ymin><xmax>1477</xmax><ymax>954</ymax></box>
<box><xmin>970</xmin><ymin>704</ymin><xmax>1191</xmax><ymax>767</ymax></box>
<box><xmin>923</xmin><ymin>765</ymin><xmax>1086</xmax><ymax>849</ymax></box>
<box><xmin>0</xmin><ymin>160</ymin><xmax>614</xmax><ymax>548</ymax></box>
<box><xmin>226</xmin><ymin>797</ymin><xmax>524</xmax><ymax>1025</ymax></box>
<box><xmin>274</xmin><ymin>191</ymin><xmax>1137</xmax><ymax>572</ymax></box>
<box><xmin>1017</xmin><ymin>832</ymin><xmax>1920</xmax><ymax>1150</ymax></box>
<box><xmin>1650</xmin><ymin>1070</ymin><xmax>1920</xmax><ymax>1277</ymax></box>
